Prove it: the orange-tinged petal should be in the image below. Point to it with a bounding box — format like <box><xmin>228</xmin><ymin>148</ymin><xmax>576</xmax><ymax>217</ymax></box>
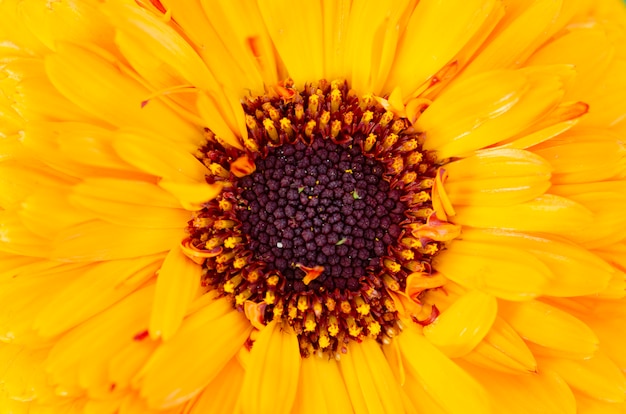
<box><xmin>539</xmin><ymin>352</ymin><xmax>626</xmax><ymax>403</ymax></box>
<box><xmin>433</xmin><ymin>240</ymin><xmax>550</xmax><ymax>300</ymax></box>
<box><xmin>149</xmin><ymin>245</ymin><xmax>202</xmax><ymax>340</ymax></box>
<box><xmin>423</xmin><ymin>289</ymin><xmax>497</xmax><ymax>358</ymax></box>
<box><xmin>240</xmin><ymin>321</ymin><xmax>300</xmax><ymax>414</ymax></box>
<box><xmin>385</xmin><ymin>0</ymin><xmax>500</xmax><ymax>98</ymax></box>
<box><xmin>45</xmin><ymin>43</ymin><xmax>199</xmax><ymax>142</ymax></box>
<box><xmin>499</xmin><ymin>300</ymin><xmax>599</xmax><ymax>358</ymax></box>
<box><xmin>460</xmin><ymin>228</ymin><xmax>615</xmax><ymax>297</ymax></box>
<box><xmin>463</xmin><ymin>363</ymin><xmax>576</xmax><ymax>414</ymax></box>
<box><xmin>51</xmin><ymin>220</ymin><xmax>184</xmax><ymax>262</ymax></box>
<box><xmin>398</xmin><ymin>324</ymin><xmax>492</xmax><ymax>414</ymax></box>
<box><xmin>185</xmin><ymin>357</ymin><xmax>244</xmax><ymax>414</ymax></box>
<box><xmin>338</xmin><ymin>339</ymin><xmax>404</xmax><ymax>414</ymax></box>
<box><xmin>452</xmin><ymin>194</ymin><xmax>592</xmax><ymax>234</ymax></box>
<box><xmin>292</xmin><ymin>356</ymin><xmax>352</xmax><ymax>414</ymax></box>
<box><xmin>444</xmin><ymin>148</ymin><xmax>552</xmax><ymax>206</ymax></box>
<box><xmin>138</xmin><ymin>297</ymin><xmax>250</xmax><ymax>409</ymax></box>
<box><xmin>464</xmin><ymin>316</ymin><xmax>537</xmax><ymax>374</ymax></box>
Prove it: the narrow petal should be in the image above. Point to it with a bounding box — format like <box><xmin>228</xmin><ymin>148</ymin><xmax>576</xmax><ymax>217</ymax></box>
<box><xmin>149</xmin><ymin>245</ymin><xmax>202</xmax><ymax>340</ymax></box>
<box><xmin>138</xmin><ymin>297</ymin><xmax>251</xmax><ymax>409</ymax></box>
<box><xmin>338</xmin><ymin>339</ymin><xmax>404</xmax><ymax>414</ymax></box>
<box><xmin>444</xmin><ymin>148</ymin><xmax>552</xmax><ymax>206</ymax></box>
<box><xmin>423</xmin><ymin>290</ymin><xmax>497</xmax><ymax>357</ymax></box>
<box><xmin>419</xmin><ymin>66</ymin><xmax>570</xmax><ymax>158</ymax></box>
<box><xmin>460</xmin><ymin>228</ymin><xmax>614</xmax><ymax>297</ymax></box>
<box><xmin>432</xmin><ymin>240</ymin><xmax>551</xmax><ymax>300</ymax></box>
<box><xmin>539</xmin><ymin>352</ymin><xmax>626</xmax><ymax>403</ymax></box>
<box><xmin>463</xmin><ymin>316</ymin><xmax>537</xmax><ymax>374</ymax></box>
<box><xmin>463</xmin><ymin>363</ymin><xmax>576</xmax><ymax>414</ymax></box>
<box><xmin>44</xmin><ymin>42</ymin><xmax>199</xmax><ymax>142</ymax></box>
<box><xmin>51</xmin><ymin>220</ymin><xmax>184</xmax><ymax>262</ymax></box>
<box><xmin>397</xmin><ymin>325</ymin><xmax>491</xmax><ymax>414</ymax></box>
<box><xmin>240</xmin><ymin>321</ymin><xmax>300</xmax><ymax>414</ymax></box>
<box><xmin>185</xmin><ymin>358</ymin><xmax>244</xmax><ymax>414</ymax></box>
<box><xmin>499</xmin><ymin>300</ymin><xmax>599</xmax><ymax>358</ymax></box>
<box><xmin>451</xmin><ymin>194</ymin><xmax>592</xmax><ymax>234</ymax></box>
<box><xmin>35</xmin><ymin>255</ymin><xmax>162</xmax><ymax>337</ymax></box>
<box><xmin>293</xmin><ymin>356</ymin><xmax>353</xmax><ymax>414</ymax></box>
<box><xmin>385</xmin><ymin>0</ymin><xmax>500</xmax><ymax>97</ymax></box>
<box><xmin>112</xmin><ymin>131</ymin><xmax>209</xmax><ymax>183</ymax></box>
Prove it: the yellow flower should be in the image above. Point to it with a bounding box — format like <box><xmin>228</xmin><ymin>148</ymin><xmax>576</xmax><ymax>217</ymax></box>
<box><xmin>2</xmin><ymin>0</ymin><xmax>626</xmax><ymax>413</ymax></box>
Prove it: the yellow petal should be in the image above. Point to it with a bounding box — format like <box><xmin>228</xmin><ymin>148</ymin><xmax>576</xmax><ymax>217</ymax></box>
<box><xmin>397</xmin><ymin>325</ymin><xmax>491</xmax><ymax>414</ymax></box>
<box><xmin>35</xmin><ymin>255</ymin><xmax>161</xmax><ymax>337</ymax></box>
<box><xmin>423</xmin><ymin>290</ymin><xmax>497</xmax><ymax>358</ymax></box>
<box><xmin>112</xmin><ymin>131</ymin><xmax>208</xmax><ymax>183</ymax></box>
<box><xmin>292</xmin><ymin>356</ymin><xmax>353</xmax><ymax>414</ymax></box>
<box><xmin>444</xmin><ymin>148</ymin><xmax>552</xmax><ymax>206</ymax></box>
<box><xmin>138</xmin><ymin>297</ymin><xmax>250</xmax><ymax>409</ymax></box>
<box><xmin>385</xmin><ymin>0</ymin><xmax>500</xmax><ymax>97</ymax></box>
<box><xmin>432</xmin><ymin>240</ymin><xmax>551</xmax><ymax>301</ymax></box>
<box><xmin>240</xmin><ymin>321</ymin><xmax>300</xmax><ymax>414</ymax></box>
<box><xmin>51</xmin><ymin>220</ymin><xmax>184</xmax><ymax>262</ymax></box>
<box><xmin>338</xmin><ymin>339</ymin><xmax>404</xmax><ymax>414</ymax></box>
<box><xmin>419</xmin><ymin>66</ymin><xmax>570</xmax><ymax>158</ymax></box>
<box><xmin>158</xmin><ymin>180</ymin><xmax>223</xmax><ymax>211</ymax></box>
<box><xmin>539</xmin><ymin>352</ymin><xmax>626</xmax><ymax>403</ymax></box>
<box><xmin>463</xmin><ymin>363</ymin><xmax>576</xmax><ymax>414</ymax></box>
<box><xmin>149</xmin><ymin>245</ymin><xmax>202</xmax><ymax>341</ymax></box>
<box><xmin>257</xmin><ymin>0</ymin><xmax>324</xmax><ymax>86</ymax></box>
<box><xmin>565</xmin><ymin>191</ymin><xmax>626</xmax><ymax>250</ymax></box>
<box><xmin>185</xmin><ymin>357</ymin><xmax>244</xmax><ymax>414</ymax></box>
<box><xmin>451</xmin><ymin>194</ymin><xmax>592</xmax><ymax>234</ymax></box>
<box><xmin>499</xmin><ymin>300</ymin><xmax>599</xmax><ymax>358</ymax></box>
<box><xmin>460</xmin><ymin>228</ymin><xmax>614</xmax><ymax>297</ymax></box>
<box><xmin>45</xmin><ymin>42</ymin><xmax>199</xmax><ymax>142</ymax></box>
<box><xmin>463</xmin><ymin>316</ymin><xmax>537</xmax><ymax>374</ymax></box>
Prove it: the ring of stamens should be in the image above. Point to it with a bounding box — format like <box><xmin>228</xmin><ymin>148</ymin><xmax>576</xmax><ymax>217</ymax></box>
<box><xmin>184</xmin><ymin>79</ymin><xmax>457</xmax><ymax>357</ymax></box>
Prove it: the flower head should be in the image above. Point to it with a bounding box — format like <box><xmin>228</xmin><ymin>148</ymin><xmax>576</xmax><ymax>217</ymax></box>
<box><xmin>1</xmin><ymin>0</ymin><xmax>626</xmax><ymax>413</ymax></box>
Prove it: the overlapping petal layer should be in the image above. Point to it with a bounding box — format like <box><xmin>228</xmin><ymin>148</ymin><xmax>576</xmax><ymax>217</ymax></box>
<box><xmin>1</xmin><ymin>0</ymin><xmax>626</xmax><ymax>413</ymax></box>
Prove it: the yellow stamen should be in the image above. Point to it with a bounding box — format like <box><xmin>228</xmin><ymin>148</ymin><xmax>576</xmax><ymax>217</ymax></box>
<box><xmin>264</xmin><ymin>291</ymin><xmax>276</xmax><ymax>305</ymax></box>
<box><xmin>304</xmin><ymin>312</ymin><xmax>317</xmax><ymax>332</ymax></box>
<box><xmin>406</xmin><ymin>151</ymin><xmax>423</xmax><ymax>165</ymax></box>
<box><xmin>214</xmin><ymin>219</ymin><xmax>236</xmax><ymax>229</ymax></box>
<box><xmin>343</xmin><ymin>111</ymin><xmax>354</xmax><ymax>126</ymax></box>
<box><xmin>233</xmin><ymin>256</ymin><xmax>248</xmax><ymax>269</ymax></box>
<box><xmin>361</xmin><ymin>110</ymin><xmax>374</xmax><ymax>124</ymax></box>
<box><xmin>355</xmin><ymin>297</ymin><xmax>370</xmax><ymax>316</ymax></box>
<box><xmin>320</xmin><ymin>111</ymin><xmax>330</xmax><ymax>129</ymax></box>
<box><xmin>399</xmin><ymin>139</ymin><xmax>418</xmax><ymax>152</ymax></box>
<box><xmin>308</xmin><ymin>94</ymin><xmax>319</xmax><ymax>117</ymax></box>
<box><xmin>224</xmin><ymin>236</ymin><xmax>242</xmax><ymax>249</ymax></box>
<box><xmin>267</xmin><ymin>274</ymin><xmax>280</xmax><ymax>286</ymax></box>
<box><xmin>331</xmin><ymin>120</ymin><xmax>342</xmax><ymax>138</ymax></box>
<box><xmin>364</xmin><ymin>133</ymin><xmax>377</xmax><ymax>152</ymax></box>
<box><xmin>295</xmin><ymin>103</ymin><xmax>304</xmax><ymax>121</ymax></box>
<box><xmin>235</xmin><ymin>288</ymin><xmax>252</xmax><ymax>305</ymax></box>
<box><xmin>384</xmin><ymin>258</ymin><xmax>401</xmax><ymax>273</ymax></box>
<box><xmin>208</xmin><ymin>163</ymin><xmax>230</xmax><ymax>178</ymax></box>
<box><xmin>403</xmin><ymin>171</ymin><xmax>417</xmax><ymax>184</ymax></box>
<box><xmin>305</xmin><ymin>120</ymin><xmax>316</xmax><ymax>138</ymax></box>
<box><xmin>382</xmin><ymin>133</ymin><xmax>399</xmax><ymax>150</ymax></box>
<box><xmin>346</xmin><ymin>317</ymin><xmax>362</xmax><ymax>337</ymax></box>
<box><xmin>383</xmin><ymin>274</ymin><xmax>400</xmax><ymax>291</ymax></box>
<box><xmin>297</xmin><ymin>295</ymin><xmax>309</xmax><ymax>312</ymax></box>
<box><xmin>340</xmin><ymin>300</ymin><xmax>351</xmax><ymax>314</ymax></box>
<box><xmin>280</xmin><ymin>118</ymin><xmax>294</xmax><ymax>138</ymax></box>
<box><xmin>263</xmin><ymin>118</ymin><xmax>279</xmax><ymax>143</ymax></box>
<box><xmin>379</xmin><ymin>111</ymin><xmax>394</xmax><ymax>127</ymax></box>
<box><xmin>328</xmin><ymin>315</ymin><xmax>339</xmax><ymax>337</ymax></box>
<box><xmin>218</xmin><ymin>199</ymin><xmax>233</xmax><ymax>211</ymax></box>
<box><xmin>330</xmin><ymin>88</ymin><xmax>342</xmax><ymax>112</ymax></box>
<box><xmin>224</xmin><ymin>274</ymin><xmax>243</xmax><ymax>293</ymax></box>
<box><xmin>325</xmin><ymin>297</ymin><xmax>336</xmax><ymax>312</ymax></box>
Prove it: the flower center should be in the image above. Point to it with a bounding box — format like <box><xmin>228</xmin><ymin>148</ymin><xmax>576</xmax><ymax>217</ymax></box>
<box><xmin>237</xmin><ymin>137</ymin><xmax>405</xmax><ymax>293</ymax></box>
<box><xmin>184</xmin><ymin>80</ymin><xmax>455</xmax><ymax>357</ymax></box>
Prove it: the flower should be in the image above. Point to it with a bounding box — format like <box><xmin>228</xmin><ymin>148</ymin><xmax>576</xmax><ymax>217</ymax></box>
<box><xmin>2</xmin><ymin>0</ymin><xmax>626</xmax><ymax>413</ymax></box>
